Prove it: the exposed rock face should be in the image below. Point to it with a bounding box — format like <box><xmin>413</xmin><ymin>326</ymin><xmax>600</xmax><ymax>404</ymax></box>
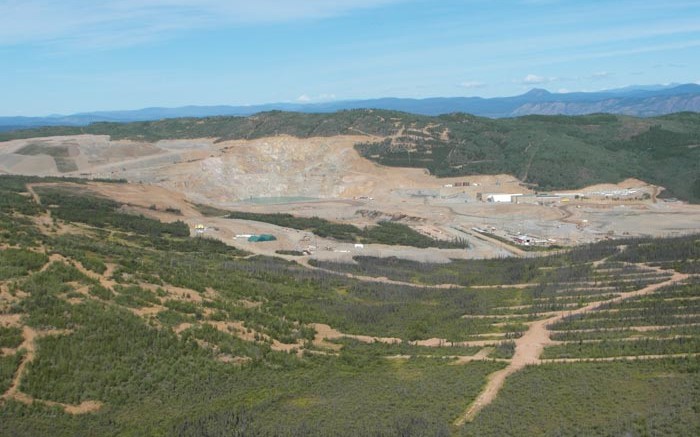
<box><xmin>512</xmin><ymin>95</ymin><xmax>700</xmax><ymax>117</ymax></box>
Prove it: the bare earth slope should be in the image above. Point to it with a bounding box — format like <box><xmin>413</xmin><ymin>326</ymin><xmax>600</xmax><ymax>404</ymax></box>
<box><xmin>2</xmin><ymin>133</ymin><xmax>700</xmax><ymax>261</ymax></box>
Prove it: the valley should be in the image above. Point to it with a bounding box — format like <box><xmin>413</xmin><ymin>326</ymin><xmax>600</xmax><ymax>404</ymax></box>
<box><xmin>1</xmin><ymin>112</ymin><xmax>699</xmax><ymax>435</ymax></box>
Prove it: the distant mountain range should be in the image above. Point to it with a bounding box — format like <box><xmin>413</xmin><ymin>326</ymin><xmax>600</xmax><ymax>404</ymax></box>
<box><xmin>2</xmin><ymin>83</ymin><xmax>700</xmax><ymax>132</ymax></box>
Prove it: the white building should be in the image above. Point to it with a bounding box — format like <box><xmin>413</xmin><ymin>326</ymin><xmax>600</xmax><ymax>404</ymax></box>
<box><xmin>486</xmin><ymin>193</ymin><xmax>522</xmax><ymax>203</ymax></box>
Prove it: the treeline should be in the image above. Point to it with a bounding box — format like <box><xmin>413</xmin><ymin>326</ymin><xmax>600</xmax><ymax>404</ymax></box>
<box><xmin>0</xmin><ymin>177</ymin><xmax>43</xmax><ymax>216</ymax></box>
<box><xmin>310</xmin><ymin>236</ymin><xmax>695</xmax><ymax>287</ymax></box>
<box><xmin>0</xmin><ymin>109</ymin><xmax>409</xmax><ymax>143</ymax></box>
<box><xmin>227</xmin><ymin>211</ymin><xmax>468</xmax><ymax>249</ymax></box>
<box><xmin>228</xmin><ymin>211</ymin><xmax>358</xmax><ymax>240</ymax></box>
<box><xmin>310</xmin><ymin>238</ymin><xmax>621</xmax><ymax>286</ymax></box>
<box><xmin>36</xmin><ymin>187</ymin><xmax>189</xmax><ymax>238</ymax></box>
<box><xmin>0</xmin><ymin>177</ymin><xmax>47</xmax><ymax>247</ymax></box>
<box><xmin>611</xmin><ymin>234</ymin><xmax>700</xmax><ymax>272</ymax></box>
<box><xmin>357</xmin><ymin>112</ymin><xmax>700</xmax><ymax>203</ymax></box>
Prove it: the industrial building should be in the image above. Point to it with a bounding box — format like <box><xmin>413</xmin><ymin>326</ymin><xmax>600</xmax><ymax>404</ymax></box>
<box><xmin>485</xmin><ymin>193</ymin><xmax>523</xmax><ymax>203</ymax></box>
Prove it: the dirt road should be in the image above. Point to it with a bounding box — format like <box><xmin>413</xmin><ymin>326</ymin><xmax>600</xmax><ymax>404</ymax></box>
<box><xmin>454</xmin><ymin>268</ymin><xmax>689</xmax><ymax>426</ymax></box>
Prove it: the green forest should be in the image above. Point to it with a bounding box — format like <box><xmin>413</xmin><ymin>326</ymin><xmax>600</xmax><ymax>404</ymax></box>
<box><xmin>0</xmin><ymin>175</ymin><xmax>698</xmax><ymax>436</ymax></box>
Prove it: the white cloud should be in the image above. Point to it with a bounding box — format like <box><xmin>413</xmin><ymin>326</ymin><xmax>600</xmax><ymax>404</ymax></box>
<box><xmin>0</xmin><ymin>0</ymin><xmax>408</xmax><ymax>48</ymax></box>
<box><xmin>590</xmin><ymin>71</ymin><xmax>612</xmax><ymax>79</ymax></box>
<box><xmin>653</xmin><ymin>63</ymin><xmax>687</xmax><ymax>69</ymax></box>
<box><xmin>521</xmin><ymin>74</ymin><xmax>557</xmax><ymax>85</ymax></box>
<box><xmin>458</xmin><ymin>81</ymin><xmax>486</xmax><ymax>89</ymax></box>
<box><xmin>296</xmin><ymin>93</ymin><xmax>337</xmax><ymax>103</ymax></box>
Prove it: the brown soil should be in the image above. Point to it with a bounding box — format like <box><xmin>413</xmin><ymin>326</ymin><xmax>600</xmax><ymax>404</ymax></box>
<box><xmin>203</xmin><ymin>321</ymin><xmax>305</xmax><ymax>354</ymax></box>
<box><xmin>311</xmin><ymin>323</ymin><xmax>401</xmax><ymax>349</ymax></box>
<box><xmin>173</xmin><ymin>323</ymin><xmax>193</xmax><ymax>335</ymax></box>
<box><xmin>140</xmin><ymin>283</ymin><xmax>203</xmax><ymax>303</ymax></box>
<box><xmin>62</xmin><ymin>400</ymin><xmax>104</xmax><ymax>414</ymax></box>
<box><xmin>4</xmin><ymin>134</ymin><xmax>700</xmax><ymax>263</ymax></box>
<box><xmin>0</xmin><ymin>314</ymin><xmax>22</xmax><ymax>327</ymax></box>
<box><xmin>216</xmin><ymin>355</ymin><xmax>252</xmax><ymax>365</ymax></box>
<box><xmin>451</xmin><ymin>347</ymin><xmax>503</xmax><ymax>365</ymax></box>
<box><xmin>207</xmin><ymin>321</ymin><xmax>257</xmax><ymax>342</ymax></box>
<box><xmin>130</xmin><ymin>305</ymin><xmax>165</xmax><ymax>317</ymax></box>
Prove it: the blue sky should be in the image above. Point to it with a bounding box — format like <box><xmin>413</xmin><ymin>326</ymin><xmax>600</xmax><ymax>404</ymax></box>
<box><xmin>3</xmin><ymin>0</ymin><xmax>700</xmax><ymax>115</ymax></box>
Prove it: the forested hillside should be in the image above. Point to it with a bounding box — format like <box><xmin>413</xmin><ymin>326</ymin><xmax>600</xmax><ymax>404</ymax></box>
<box><xmin>2</xmin><ymin>110</ymin><xmax>700</xmax><ymax>203</ymax></box>
<box><xmin>0</xmin><ymin>174</ymin><xmax>699</xmax><ymax>435</ymax></box>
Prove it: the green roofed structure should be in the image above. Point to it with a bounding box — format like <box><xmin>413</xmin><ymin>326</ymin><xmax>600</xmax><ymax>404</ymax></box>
<box><xmin>248</xmin><ymin>234</ymin><xmax>277</xmax><ymax>242</ymax></box>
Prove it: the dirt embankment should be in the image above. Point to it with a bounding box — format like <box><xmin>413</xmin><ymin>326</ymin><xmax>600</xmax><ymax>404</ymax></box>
<box><xmin>6</xmin><ymin>133</ymin><xmax>700</xmax><ymax>260</ymax></box>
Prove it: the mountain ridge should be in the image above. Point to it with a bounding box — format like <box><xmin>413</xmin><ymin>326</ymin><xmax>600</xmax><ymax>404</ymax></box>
<box><xmin>2</xmin><ymin>83</ymin><xmax>700</xmax><ymax>131</ymax></box>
